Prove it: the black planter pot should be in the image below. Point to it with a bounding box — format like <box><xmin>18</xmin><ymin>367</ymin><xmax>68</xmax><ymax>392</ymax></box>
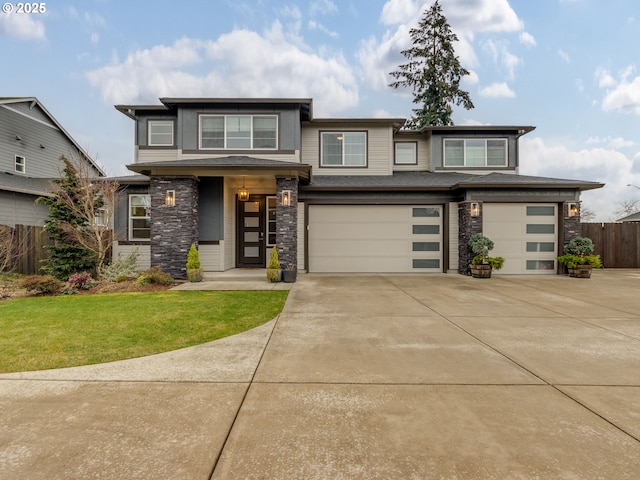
<box><xmin>282</xmin><ymin>269</ymin><xmax>297</xmax><ymax>283</ymax></box>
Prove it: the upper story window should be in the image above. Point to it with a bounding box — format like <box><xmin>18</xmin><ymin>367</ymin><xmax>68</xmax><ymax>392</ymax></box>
<box><xmin>129</xmin><ymin>194</ymin><xmax>150</xmax><ymax>241</ymax></box>
<box><xmin>443</xmin><ymin>138</ymin><xmax>507</xmax><ymax>167</ymax></box>
<box><xmin>15</xmin><ymin>155</ymin><xmax>25</xmax><ymax>174</ymax></box>
<box><xmin>395</xmin><ymin>142</ymin><xmax>417</xmax><ymax>165</ymax></box>
<box><xmin>148</xmin><ymin>120</ymin><xmax>174</xmax><ymax>146</ymax></box>
<box><xmin>199</xmin><ymin>115</ymin><xmax>277</xmax><ymax>150</ymax></box>
<box><xmin>321</xmin><ymin>131</ymin><xmax>367</xmax><ymax>167</ymax></box>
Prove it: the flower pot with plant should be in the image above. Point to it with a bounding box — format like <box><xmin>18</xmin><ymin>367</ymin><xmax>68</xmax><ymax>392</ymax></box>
<box><xmin>557</xmin><ymin>236</ymin><xmax>602</xmax><ymax>278</ymax></box>
<box><xmin>282</xmin><ymin>264</ymin><xmax>297</xmax><ymax>283</ymax></box>
<box><xmin>186</xmin><ymin>243</ymin><xmax>203</xmax><ymax>282</ymax></box>
<box><xmin>266</xmin><ymin>248</ymin><xmax>282</xmax><ymax>282</ymax></box>
<box><xmin>468</xmin><ymin>233</ymin><xmax>505</xmax><ymax>278</ymax></box>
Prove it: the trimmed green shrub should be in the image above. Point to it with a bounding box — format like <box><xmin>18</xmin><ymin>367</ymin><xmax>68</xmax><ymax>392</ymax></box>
<box><xmin>135</xmin><ymin>267</ymin><xmax>173</xmax><ymax>286</ymax></box>
<box><xmin>20</xmin><ymin>275</ymin><xmax>64</xmax><ymax>295</ymax></box>
<box><xmin>186</xmin><ymin>244</ymin><xmax>203</xmax><ymax>282</ymax></box>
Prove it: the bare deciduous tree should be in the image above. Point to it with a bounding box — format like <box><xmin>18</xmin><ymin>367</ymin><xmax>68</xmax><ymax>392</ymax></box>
<box><xmin>44</xmin><ymin>155</ymin><xmax>119</xmax><ymax>278</ymax></box>
<box><xmin>580</xmin><ymin>205</ymin><xmax>597</xmax><ymax>222</ymax></box>
<box><xmin>614</xmin><ymin>198</ymin><xmax>640</xmax><ymax>220</ymax></box>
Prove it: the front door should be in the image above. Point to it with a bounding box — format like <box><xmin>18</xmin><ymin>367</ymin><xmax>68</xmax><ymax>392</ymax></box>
<box><xmin>237</xmin><ymin>195</ymin><xmax>266</xmax><ymax>267</ymax></box>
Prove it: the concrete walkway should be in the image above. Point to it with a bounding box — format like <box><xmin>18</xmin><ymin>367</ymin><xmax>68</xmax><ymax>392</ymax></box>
<box><xmin>1</xmin><ymin>270</ymin><xmax>639</xmax><ymax>479</ymax></box>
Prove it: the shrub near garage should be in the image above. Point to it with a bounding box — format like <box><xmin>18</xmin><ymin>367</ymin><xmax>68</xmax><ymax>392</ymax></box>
<box><xmin>135</xmin><ymin>266</ymin><xmax>173</xmax><ymax>287</ymax></box>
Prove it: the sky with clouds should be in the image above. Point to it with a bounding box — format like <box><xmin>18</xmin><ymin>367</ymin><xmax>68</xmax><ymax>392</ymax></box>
<box><xmin>1</xmin><ymin>0</ymin><xmax>639</xmax><ymax>220</ymax></box>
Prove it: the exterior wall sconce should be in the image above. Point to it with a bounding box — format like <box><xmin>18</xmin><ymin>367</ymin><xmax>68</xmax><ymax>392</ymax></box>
<box><xmin>238</xmin><ymin>177</ymin><xmax>250</xmax><ymax>201</ymax></box>
<box><xmin>567</xmin><ymin>202</ymin><xmax>578</xmax><ymax>217</ymax></box>
<box><xmin>470</xmin><ymin>202</ymin><xmax>481</xmax><ymax>217</ymax></box>
<box><xmin>282</xmin><ymin>190</ymin><xmax>291</xmax><ymax>207</ymax></box>
<box><xmin>165</xmin><ymin>190</ymin><xmax>176</xmax><ymax>207</ymax></box>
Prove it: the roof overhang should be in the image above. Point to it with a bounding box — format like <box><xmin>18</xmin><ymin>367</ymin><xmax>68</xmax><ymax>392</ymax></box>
<box><xmin>126</xmin><ymin>157</ymin><xmax>312</xmax><ymax>182</ymax></box>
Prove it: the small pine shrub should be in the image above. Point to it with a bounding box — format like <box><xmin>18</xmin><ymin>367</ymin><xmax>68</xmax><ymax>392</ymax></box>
<box><xmin>102</xmin><ymin>249</ymin><xmax>139</xmax><ymax>282</ymax></box>
<box><xmin>20</xmin><ymin>275</ymin><xmax>64</xmax><ymax>295</ymax></box>
<box><xmin>67</xmin><ymin>272</ymin><xmax>94</xmax><ymax>290</ymax></box>
<box><xmin>135</xmin><ymin>266</ymin><xmax>173</xmax><ymax>287</ymax></box>
<box><xmin>186</xmin><ymin>244</ymin><xmax>201</xmax><ymax>270</ymax></box>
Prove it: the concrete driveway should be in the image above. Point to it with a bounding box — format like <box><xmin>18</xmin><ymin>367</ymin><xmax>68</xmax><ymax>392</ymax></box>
<box><xmin>1</xmin><ymin>270</ymin><xmax>639</xmax><ymax>479</ymax></box>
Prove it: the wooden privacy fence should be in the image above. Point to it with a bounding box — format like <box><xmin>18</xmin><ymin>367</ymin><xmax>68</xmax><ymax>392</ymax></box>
<box><xmin>582</xmin><ymin>222</ymin><xmax>640</xmax><ymax>268</ymax></box>
<box><xmin>0</xmin><ymin>224</ymin><xmax>52</xmax><ymax>275</ymax></box>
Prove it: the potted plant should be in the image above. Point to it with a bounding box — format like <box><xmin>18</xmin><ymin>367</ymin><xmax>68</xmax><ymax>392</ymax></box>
<box><xmin>557</xmin><ymin>236</ymin><xmax>602</xmax><ymax>278</ymax></box>
<box><xmin>266</xmin><ymin>248</ymin><xmax>282</xmax><ymax>282</ymax></box>
<box><xmin>186</xmin><ymin>243</ymin><xmax>203</xmax><ymax>282</ymax></box>
<box><xmin>282</xmin><ymin>264</ymin><xmax>297</xmax><ymax>283</ymax></box>
<box><xmin>468</xmin><ymin>233</ymin><xmax>505</xmax><ymax>278</ymax></box>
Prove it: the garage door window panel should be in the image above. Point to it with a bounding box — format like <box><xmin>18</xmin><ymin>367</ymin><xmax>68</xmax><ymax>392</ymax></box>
<box><xmin>527</xmin><ymin>224</ymin><xmax>555</xmax><ymax>234</ymax></box>
<box><xmin>413</xmin><ymin>207</ymin><xmax>440</xmax><ymax>217</ymax></box>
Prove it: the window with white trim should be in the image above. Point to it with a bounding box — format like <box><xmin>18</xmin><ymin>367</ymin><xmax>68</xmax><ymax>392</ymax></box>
<box><xmin>321</xmin><ymin>131</ymin><xmax>367</xmax><ymax>167</ymax></box>
<box><xmin>443</xmin><ymin>139</ymin><xmax>507</xmax><ymax>167</ymax></box>
<box><xmin>148</xmin><ymin>120</ymin><xmax>174</xmax><ymax>146</ymax></box>
<box><xmin>129</xmin><ymin>195</ymin><xmax>151</xmax><ymax>241</ymax></box>
<box><xmin>395</xmin><ymin>142</ymin><xmax>417</xmax><ymax>165</ymax></box>
<box><xmin>15</xmin><ymin>155</ymin><xmax>25</xmax><ymax>174</ymax></box>
<box><xmin>199</xmin><ymin>115</ymin><xmax>277</xmax><ymax>149</ymax></box>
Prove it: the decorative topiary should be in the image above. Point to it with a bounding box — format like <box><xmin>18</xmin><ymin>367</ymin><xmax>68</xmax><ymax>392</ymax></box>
<box><xmin>266</xmin><ymin>248</ymin><xmax>281</xmax><ymax>282</ymax></box>
<box><xmin>186</xmin><ymin>243</ymin><xmax>203</xmax><ymax>282</ymax></box>
<box><xmin>468</xmin><ymin>233</ymin><xmax>504</xmax><ymax>270</ymax></box>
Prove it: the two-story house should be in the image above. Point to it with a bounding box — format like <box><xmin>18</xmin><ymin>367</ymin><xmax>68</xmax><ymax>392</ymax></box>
<box><xmin>113</xmin><ymin>97</ymin><xmax>603</xmax><ymax>279</ymax></box>
<box><xmin>1</xmin><ymin>97</ymin><xmax>104</xmax><ymax>272</ymax></box>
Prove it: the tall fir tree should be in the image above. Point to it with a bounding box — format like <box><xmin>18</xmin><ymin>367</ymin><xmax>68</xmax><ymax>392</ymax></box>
<box><xmin>38</xmin><ymin>156</ymin><xmax>97</xmax><ymax>280</ymax></box>
<box><xmin>389</xmin><ymin>0</ymin><xmax>474</xmax><ymax>128</ymax></box>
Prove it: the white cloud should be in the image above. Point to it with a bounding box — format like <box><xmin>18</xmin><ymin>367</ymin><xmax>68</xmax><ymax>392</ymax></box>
<box><xmin>596</xmin><ymin>65</ymin><xmax>640</xmax><ymax>115</ymax></box>
<box><xmin>478</xmin><ymin>82</ymin><xmax>515</xmax><ymax>98</ymax></box>
<box><xmin>519</xmin><ymin>31</ymin><xmax>536</xmax><ymax>46</ymax></box>
<box><xmin>482</xmin><ymin>39</ymin><xmax>521</xmax><ymax>79</ymax></box>
<box><xmin>0</xmin><ymin>11</ymin><xmax>45</xmax><ymax>40</ymax></box>
<box><xmin>308</xmin><ymin>20</ymin><xmax>339</xmax><ymax>38</ymax></box>
<box><xmin>86</xmin><ymin>23</ymin><xmax>358</xmax><ymax>116</ymax></box>
<box><xmin>520</xmin><ymin>136</ymin><xmax>636</xmax><ymax>221</ymax></box>
<box><xmin>558</xmin><ymin>49</ymin><xmax>570</xmax><ymax>63</ymax></box>
<box><xmin>380</xmin><ymin>0</ymin><xmax>421</xmax><ymax>25</ymax></box>
<box><xmin>310</xmin><ymin>0</ymin><xmax>338</xmax><ymax>17</ymax></box>
<box><xmin>586</xmin><ymin>136</ymin><xmax>635</xmax><ymax>149</ymax></box>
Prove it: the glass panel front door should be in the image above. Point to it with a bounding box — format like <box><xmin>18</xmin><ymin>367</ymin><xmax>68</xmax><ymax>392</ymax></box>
<box><xmin>237</xmin><ymin>195</ymin><xmax>266</xmax><ymax>267</ymax></box>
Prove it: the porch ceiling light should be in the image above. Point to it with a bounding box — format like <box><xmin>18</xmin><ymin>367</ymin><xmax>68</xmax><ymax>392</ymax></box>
<box><xmin>238</xmin><ymin>177</ymin><xmax>250</xmax><ymax>202</ymax></box>
<box><xmin>165</xmin><ymin>190</ymin><xmax>176</xmax><ymax>207</ymax></box>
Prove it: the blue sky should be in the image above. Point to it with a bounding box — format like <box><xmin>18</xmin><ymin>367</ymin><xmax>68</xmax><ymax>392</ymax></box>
<box><xmin>1</xmin><ymin>0</ymin><xmax>639</xmax><ymax>220</ymax></box>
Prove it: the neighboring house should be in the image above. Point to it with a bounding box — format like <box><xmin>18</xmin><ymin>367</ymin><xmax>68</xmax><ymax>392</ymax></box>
<box><xmin>616</xmin><ymin>212</ymin><xmax>640</xmax><ymax>222</ymax></box>
<box><xmin>113</xmin><ymin>97</ymin><xmax>603</xmax><ymax>279</ymax></box>
<box><xmin>0</xmin><ymin>97</ymin><xmax>104</xmax><ymax>227</ymax></box>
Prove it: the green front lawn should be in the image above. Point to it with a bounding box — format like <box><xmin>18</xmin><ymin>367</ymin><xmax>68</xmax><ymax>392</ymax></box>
<box><xmin>0</xmin><ymin>290</ymin><xmax>288</xmax><ymax>373</ymax></box>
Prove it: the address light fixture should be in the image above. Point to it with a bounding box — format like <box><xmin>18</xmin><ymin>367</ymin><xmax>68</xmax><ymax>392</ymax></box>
<box><xmin>567</xmin><ymin>202</ymin><xmax>578</xmax><ymax>217</ymax></box>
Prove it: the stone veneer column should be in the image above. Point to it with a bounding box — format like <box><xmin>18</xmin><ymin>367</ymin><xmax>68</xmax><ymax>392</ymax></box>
<box><xmin>276</xmin><ymin>177</ymin><xmax>298</xmax><ymax>270</ymax></box>
<box><xmin>458</xmin><ymin>201</ymin><xmax>483</xmax><ymax>275</ymax></box>
<box><xmin>150</xmin><ymin>176</ymin><xmax>199</xmax><ymax>280</ymax></box>
<box><xmin>562</xmin><ymin>201</ymin><xmax>582</xmax><ymax>248</ymax></box>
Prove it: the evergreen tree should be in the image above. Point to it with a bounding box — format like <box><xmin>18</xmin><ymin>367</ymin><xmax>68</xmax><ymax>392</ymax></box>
<box><xmin>39</xmin><ymin>156</ymin><xmax>97</xmax><ymax>279</ymax></box>
<box><xmin>389</xmin><ymin>0</ymin><xmax>474</xmax><ymax>128</ymax></box>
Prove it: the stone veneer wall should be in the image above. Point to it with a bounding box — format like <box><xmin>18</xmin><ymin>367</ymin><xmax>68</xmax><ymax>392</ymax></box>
<box><xmin>562</xmin><ymin>201</ymin><xmax>582</xmax><ymax>249</ymax></box>
<box><xmin>458</xmin><ymin>202</ymin><xmax>483</xmax><ymax>275</ymax></box>
<box><xmin>150</xmin><ymin>177</ymin><xmax>199</xmax><ymax>280</ymax></box>
<box><xmin>276</xmin><ymin>177</ymin><xmax>298</xmax><ymax>270</ymax></box>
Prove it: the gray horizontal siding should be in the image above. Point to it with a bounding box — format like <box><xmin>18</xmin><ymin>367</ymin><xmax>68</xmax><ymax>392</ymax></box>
<box><xmin>0</xmin><ymin>190</ymin><xmax>49</xmax><ymax>227</ymax></box>
<box><xmin>0</xmin><ymin>104</ymin><xmax>98</xmax><ymax>178</ymax></box>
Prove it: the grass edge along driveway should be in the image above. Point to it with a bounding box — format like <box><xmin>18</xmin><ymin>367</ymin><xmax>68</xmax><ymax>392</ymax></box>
<box><xmin>0</xmin><ymin>290</ymin><xmax>288</xmax><ymax>374</ymax></box>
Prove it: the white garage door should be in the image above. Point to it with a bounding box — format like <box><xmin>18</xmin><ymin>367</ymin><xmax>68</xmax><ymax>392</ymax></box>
<box><xmin>483</xmin><ymin>204</ymin><xmax>557</xmax><ymax>275</ymax></box>
<box><xmin>308</xmin><ymin>205</ymin><xmax>442</xmax><ymax>273</ymax></box>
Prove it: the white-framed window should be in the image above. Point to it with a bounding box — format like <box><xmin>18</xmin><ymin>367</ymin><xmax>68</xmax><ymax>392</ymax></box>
<box><xmin>320</xmin><ymin>131</ymin><xmax>367</xmax><ymax>167</ymax></box>
<box><xmin>199</xmin><ymin>115</ymin><xmax>277</xmax><ymax>150</ymax></box>
<box><xmin>129</xmin><ymin>194</ymin><xmax>151</xmax><ymax>241</ymax></box>
<box><xmin>266</xmin><ymin>196</ymin><xmax>277</xmax><ymax>246</ymax></box>
<box><xmin>395</xmin><ymin>142</ymin><xmax>417</xmax><ymax>165</ymax></box>
<box><xmin>94</xmin><ymin>207</ymin><xmax>108</xmax><ymax>227</ymax></box>
<box><xmin>443</xmin><ymin>138</ymin><xmax>507</xmax><ymax>167</ymax></box>
<box><xmin>148</xmin><ymin>120</ymin><xmax>174</xmax><ymax>146</ymax></box>
<box><xmin>15</xmin><ymin>155</ymin><xmax>25</xmax><ymax>174</ymax></box>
